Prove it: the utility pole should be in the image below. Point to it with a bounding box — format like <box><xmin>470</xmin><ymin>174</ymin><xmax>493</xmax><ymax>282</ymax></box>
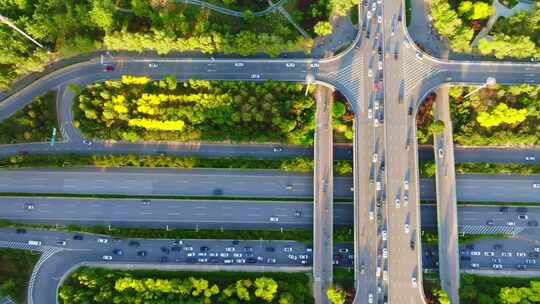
<box><xmin>463</xmin><ymin>77</ymin><xmax>496</xmax><ymax>98</ymax></box>
<box><xmin>0</xmin><ymin>14</ymin><xmax>45</xmax><ymax>49</ymax></box>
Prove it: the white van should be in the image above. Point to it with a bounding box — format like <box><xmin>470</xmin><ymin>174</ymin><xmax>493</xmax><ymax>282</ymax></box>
<box><xmin>28</xmin><ymin>240</ymin><xmax>42</xmax><ymax>246</ymax></box>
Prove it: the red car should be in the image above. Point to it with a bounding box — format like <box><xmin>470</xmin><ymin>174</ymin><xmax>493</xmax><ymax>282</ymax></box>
<box><xmin>103</xmin><ymin>65</ymin><xmax>114</xmax><ymax>72</ymax></box>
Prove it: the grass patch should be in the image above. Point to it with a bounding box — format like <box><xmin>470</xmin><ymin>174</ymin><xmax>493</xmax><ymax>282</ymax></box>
<box><xmin>350</xmin><ymin>5</ymin><xmax>359</xmax><ymax>25</ymax></box>
<box><xmin>1</xmin><ymin>153</ymin><xmax>353</xmax><ymax>176</ymax></box>
<box><xmin>422</xmin><ymin>229</ymin><xmax>507</xmax><ymax>245</ymax></box>
<box><xmin>59</xmin><ymin>266</ymin><xmax>313</xmax><ymax>304</ymax></box>
<box><xmin>458</xmin><ymin>233</ymin><xmax>508</xmax><ymax>244</ymax></box>
<box><xmin>0</xmin><ymin>91</ymin><xmax>59</xmax><ymax>144</ymax></box>
<box><xmin>0</xmin><ymin>218</ymin><xmax>353</xmax><ymax>244</ymax></box>
<box><xmin>0</xmin><ymin>248</ymin><xmax>40</xmax><ymax>304</ymax></box>
<box><xmin>333</xmin><ymin>266</ymin><xmax>354</xmax><ymax>289</ymax></box>
<box><xmin>405</xmin><ymin>0</ymin><xmax>412</xmax><ymax>26</ymax></box>
<box><xmin>419</xmin><ymin>160</ymin><xmax>540</xmax><ymax>177</ymax></box>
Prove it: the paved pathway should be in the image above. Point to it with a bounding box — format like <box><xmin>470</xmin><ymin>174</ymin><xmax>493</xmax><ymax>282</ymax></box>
<box><xmin>471</xmin><ymin>0</ymin><xmax>534</xmax><ymax>47</ymax></box>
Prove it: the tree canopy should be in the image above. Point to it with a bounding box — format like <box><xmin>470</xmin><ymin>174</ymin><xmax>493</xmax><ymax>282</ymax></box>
<box><xmin>74</xmin><ymin>77</ymin><xmax>354</xmax><ymax>145</ymax></box>
<box><xmin>59</xmin><ymin>267</ymin><xmax>312</xmax><ymax>304</ymax></box>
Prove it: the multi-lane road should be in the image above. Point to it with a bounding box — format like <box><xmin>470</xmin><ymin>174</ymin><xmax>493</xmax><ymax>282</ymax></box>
<box><xmin>0</xmin><ymin>168</ymin><xmax>538</xmax><ymax>202</ymax></box>
<box><xmin>3</xmin><ymin>196</ymin><xmax>540</xmax><ymax>233</ymax></box>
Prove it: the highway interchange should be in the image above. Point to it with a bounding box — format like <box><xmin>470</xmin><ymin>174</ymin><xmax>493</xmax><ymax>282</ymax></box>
<box><xmin>0</xmin><ymin>0</ymin><xmax>539</xmax><ymax>302</ymax></box>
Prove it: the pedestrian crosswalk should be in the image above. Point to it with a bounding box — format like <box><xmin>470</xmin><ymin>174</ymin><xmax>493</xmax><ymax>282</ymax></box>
<box><xmin>402</xmin><ymin>47</ymin><xmax>440</xmax><ymax>100</ymax></box>
<box><xmin>460</xmin><ymin>225</ymin><xmax>525</xmax><ymax>235</ymax></box>
<box><xmin>320</xmin><ymin>55</ymin><xmax>364</xmax><ymax>105</ymax></box>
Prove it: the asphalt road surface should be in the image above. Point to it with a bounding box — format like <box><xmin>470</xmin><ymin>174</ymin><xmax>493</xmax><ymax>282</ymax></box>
<box><xmin>433</xmin><ymin>87</ymin><xmax>459</xmax><ymax>303</ymax></box>
<box><xmin>3</xmin><ymin>196</ymin><xmax>540</xmax><ymax>234</ymax></box>
<box><xmin>0</xmin><ymin>168</ymin><xmax>538</xmax><ymax>202</ymax></box>
<box><xmin>312</xmin><ymin>86</ymin><xmax>334</xmax><ymax>304</ymax></box>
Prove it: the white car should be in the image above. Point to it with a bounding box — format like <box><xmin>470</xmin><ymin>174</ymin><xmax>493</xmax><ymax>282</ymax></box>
<box><xmin>148</xmin><ymin>63</ymin><xmax>158</xmax><ymax>68</ymax></box>
<box><xmin>395</xmin><ymin>198</ymin><xmax>400</xmax><ymax>208</ymax></box>
<box><xmin>526</xmin><ymin>259</ymin><xmax>537</xmax><ymax>264</ymax></box>
<box><xmin>516</xmin><ymin>252</ymin><xmax>527</xmax><ymax>257</ymax></box>
<box><xmin>381</xmin><ymin>230</ymin><xmax>387</xmax><ymax>241</ymax></box>
<box><xmin>404</xmin><ymin>224</ymin><xmax>410</xmax><ymax>234</ymax></box>
<box><xmin>372</xmin><ymin>3</ymin><xmax>377</xmax><ymax>11</ymax></box>
<box><xmin>376</xmin><ymin>181</ymin><xmax>382</xmax><ymax>191</ymax></box>
<box><xmin>224</xmin><ymin>259</ymin><xmax>233</xmax><ymax>264</ymax></box>
<box><xmin>102</xmin><ymin>255</ymin><xmax>113</xmax><ymax>261</ymax></box>
<box><xmin>368</xmin><ymin>293</ymin><xmax>374</xmax><ymax>303</ymax></box>
<box><xmin>250</xmin><ymin>74</ymin><xmax>260</xmax><ymax>79</ymax></box>
<box><xmin>283</xmin><ymin>247</ymin><xmax>293</xmax><ymax>252</ymax></box>
<box><xmin>403</xmin><ymin>180</ymin><xmax>409</xmax><ymax>191</ymax></box>
<box><xmin>535</xmin><ymin>247</ymin><xmax>540</xmax><ymax>253</ymax></box>
<box><xmin>438</xmin><ymin>148</ymin><xmax>444</xmax><ymax>158</ymax></box>
<box><xmin>187</xmin><ymin>252</ymin><xmax>196</xmax><ymax>257</ymax></box>
<box><xmin>288</xmin><ymin>254</ymin><xmax>298</xmax><ymax>260</ymax></box>
<box><xmin>234</xmin><ymin>62</ymin><xmax>244</xmax><ymax>67</ymax></box>
<box><xmin>367</xmin><ymin>108</ymin><xmax>373</xmax><ymax>119</ymax></box>
<box><xmin>518</xmin><ymin>214</ymin><xmax>529</xmax><ymax>220</ymax></box>
<box><xmin>368</xmin><ymin>68</ymin><xmax>373</xmax><ymax>77</ymax></box>
<box><xmin>299</xmin><ymin>254</ymin><xmax>308</xmax><ymax>259</ymax></box>
<box><xmin>372</xmin><ymin>153</ymin><xmax>378</xmax><ymax>163</ymax></box>
<box><xmin>507</xmin><ymin>221</ymin><xmax>516</xmax><ymax>226</ymax></box>
<box><xmin>369</xmin><ymin>211</ymin><xmax>375</xmax><ymax>220</ymax></box>
<box><xmin>285</xmin><ymin>63</ymin><xmax>295</xmax><ymax>68</ymax></box>
<box><xmin>377</xmin><ymin>0</ymin><xmax>382</xmax><ymax>3</ymax></box>
<box><xmin>484</xmin><ymin>251</ymin><xmax>495</xmax><ymax>256</ymax></box>
<box><xmin>377</xmin><ymin>16</ymin><xmax>382</xmax><ymax>24</ymax></box>
<box><xmin>220</xmin><ymin>252</ymin><xmax>229</xmax><ymax>257</ymax></box>
<box><xmin>533</xmin><ymin>183</ymin><xmax>540</xmax><ymax>189</ymax></box>
<box><xmin>367</xmin><ymin>11</ymin><xmax>372</xmax><ymax>19</ymax></box>
<box><xmin>492</xmin><ymin>264</ymin><xmax>503</xmax><ymax>269</ymax></box>
<box><xmin>97</xmin><ymin>238</ymin><xmax>108</xmax><ymax>244</ymax></box>
<box><xmin>269</xmin><ymin>217</ymin><xmax>279</xmax><ymax>222</ymax></box>
<box><xmin>225</xmin><ymin>247</ymin><xmax>235</xmax><ymax>252</ymax></box>
<box><xmin>470</xmin><ymin>251</ymin><xmax>481</xmax><ymax>256</ymax></box>
<box><xmin>310</xmin><ymin>63</ymin><xmax>320</xmax><ymax>68</ymax></box>
<box><xmin>416</xmin><ymin>52</ymin><xmax>423</xmax><ymax>60</ymax></box>
<box><xmin>411</xmin><ymin>276</ymin><xmax>417</xmax><ymax>287</ymax></box>
<box><xmin>403</xmin><ymin>194</ymin><xmax>409</xmax><ymax>206</ymax></box>
<box><xmin>376</xmin><ymin>266</ymin><xmax>381</xmax><ymax>277</ymax></box>
<box><xmin>374</xmin><ymin>99</ymin><xmax>380</xmax><ymax>111</ymax></box>
<box><xmin>378</xmin><ymin>60</ymin><xmax>383</xmax><ymax>70</ymax></box>
<box><xmin>501</xmin><ymin>252</ymin><xmax>513</xmax><ymax>257</ymax></box>
<box><xmin>183</xmin><ymin>246</ymin><xmax>194</xmax><ymax>251</ymax></box>
<box><xmin>233</xmin><ymin>253</ymin><xmax>242</xmax><ymax>258</ymax></box>
<box><xmin>382</xmin><ymin>270</ymin><xmax>388</xmax><ymax>281</ymax></box>
<box><xmin>198</xmin><ymin>258</ymin><xmax>207</xmax><ymax>263</ymax></box>
<box><xmin>525</xmin><ymin>156</ymin><xmax>536</xmax><ymax>161</ymax></box>
<box><xmin>382</xmin><ymin>248</ymin><xmax>388</xmax><ymax>258</ymax></box>
<box><xmin>374</xmin><ymin>118</ymin><xmax>379</xmax><ymax>128</ymax></box>
<box><xmin>236</xmin><ymin>259</ymin><xmax>246</xmax><ymax>264</ymax></box>
<box><xmin>470</xmin><ymin>263</ymin><xmax>480</xmax><ymax>268</ymax></box>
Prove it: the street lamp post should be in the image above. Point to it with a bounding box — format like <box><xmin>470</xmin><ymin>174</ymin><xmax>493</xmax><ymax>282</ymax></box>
<box><xmin>463</xmin><ymin>77</ymin><xmax>496</xmax><ymax>99</ymax></box>
<box><xmin>0</xmin><ymin>14</ymin><xmax>45</xmax><ymax>49</ymax></box>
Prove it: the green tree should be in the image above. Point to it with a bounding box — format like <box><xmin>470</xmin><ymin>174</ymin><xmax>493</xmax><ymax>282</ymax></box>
<box><xmin>89</xmin><ymin>0</ymin><xmax>115</xmax><ymax>31</ymax></box>
<box><xmin>428</xmin><ymin>119</ymin><xmax>445</xmax><ymax>134</ymax></box>
<box><xmin>314</xmin><ymin>21</ymin><xmax>333</xmax><ymax>36</ymax></box>
<box><xmin>433</xmin><ymin>288</ymin><xmax>450</xmax><ymax>304</ymax></box>
<box><xmin>326</xmin><ymin>287</ymin><xmax>347</xmax><ymax>304</ymax></box>
<box><xmin>330</xmin><ymin>0</ymin><xmax>357</xmax><ymax>16</ymax></box>
<box><xmin>476</xmin><ymin>103</ymin><xmax>528</xmax><ymax>128</ymax></box>
<box><xmin>458</xmin><ymin>1</ymin><xmax>493</xmax><ymax>20</ymax></box>
<box><xmin>477</xmin><ymin>34</ymin><xmax>538</xmax><ymax>59</ymax></box>
<box><xmin>254</xmin><ymin>277</ymin><xmax>278</xmax><ymax>302</ymax></box>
